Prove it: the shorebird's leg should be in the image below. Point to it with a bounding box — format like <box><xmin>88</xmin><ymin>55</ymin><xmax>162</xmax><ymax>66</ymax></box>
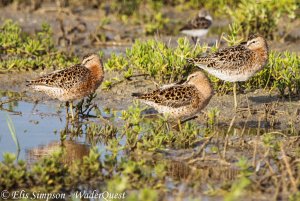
<box><xmin>69</xmin><ymin>101</ymin><xmax>74</xmax><ymax>120</ymax></box>
<box><xmin>191</xmin><ymin>37</ymin><xmax>197</xmax><ymax>44</ymax></box>
<box><xmin>66</xmin><ymin>101</ymin><xmax>70</xmax><ymax>119</ymax></box>
<box><xmin>77</xmin><ymin>99</ymin><xmax>84</xmax><ymax>115</ymax></box>
<box><xmin>233</xmin><ymin>82</ymin><xmax>238</xmax><ymax>110</ymax></box>
<box><xmin>180</xmin><ymin>115</ymin><xmax>198</xmax><ymax>124</ymax></box>
<box><xmin>172</xmin><ymin>116</ymin><xmax>198</xmax><ymax>130</ymax></box>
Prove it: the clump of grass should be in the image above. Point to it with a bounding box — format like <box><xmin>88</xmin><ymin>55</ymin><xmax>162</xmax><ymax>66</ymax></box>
<box><xmin>6</xmin><ymin>115</ymin><xmax>20</xmax><ymax>153</ymax></box>
<box><xmin>227</xmin><ymin>0</ymin><xmax>297</xmax><ymax>39</ymax></box>
<box><xmin>207</xmin><ymin>107</ymin><xmax>220</xmax><ymax>128</ymax></box>
<box><xmin>224</xmin><ymin>157</ymin><xmax>252</xmax><ymax>201</ymax></box>
<box><xmin>0</xmin><ymin>146</ymin><xmax>168</xmax><ymax>198</ymax></box>
<box><xmin>121</xmin><ymin>102</ymin><xmax>203</xmax><ymax>150</ymax></box>
<box><xmin>104</xmin><ymin>34</ymin><xmax>300</xmax><ymax>96</ymax></box>
<box><xmin>143</xmin><ymin>12</ymin><xmax>170</xmax><ymax>35</ymax></box>
<box><xmin>0</xmin><ymin>19</ymin><xmax>78</xmax><ymax>72</ymax></box>
<box><xmin>1</xmin><ymin>100</ymin><xmax>300</xmax><ymax>200</ymax></box>
<box><xmin>105</xmin><ymin>37</ymin><xmax>207</xmax><ymax>86</ymax></box>
<box><xmin>86</xmin><ymin>123</ymin><xmax>118</xmax><ymax>145</ymax></box>
<box><xmin>0</xmin><ymin>153</ymin><xmax>27</xmax><ymax>190</ymax></box>
<box><xmin>244</xmin><ymin>51</ymin><xmax>300</xmax><ymax>96</ymax></box>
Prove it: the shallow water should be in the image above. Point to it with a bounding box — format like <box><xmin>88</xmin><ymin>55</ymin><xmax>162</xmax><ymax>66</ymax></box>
<box><xmin>0</xmin><ymin>93</ymin><xmax>286</xmax><ymax>162</ymax></box>
<box><xmin>0</xmin><ymin>98</ymin><xmax>112</xmax><ymax>162</ymax></box>
<box><xmin>1</xmin><ymin>101</ymin><xmax>61</xmax><ymax>159</ymax></box>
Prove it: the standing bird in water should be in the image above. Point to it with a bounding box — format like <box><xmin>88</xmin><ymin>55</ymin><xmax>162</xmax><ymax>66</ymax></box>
<box><xmin>188</xmin><ymin>35</ymin><xmax>268</xmax><ymax>109</ymax></box>
<box><xmin>132</xmin><ymin>71</ymin><xmax>213</xmax><ymax>120</ymax></box>
<box><xmin>180</xmin><ymin>9</ymin><xmax>213</xmax><ymax>43</ymax></box>
<box><xmin>26</xmin><ymin>54</ymin><xmax>104</xmax><ymax>119</ymax></box>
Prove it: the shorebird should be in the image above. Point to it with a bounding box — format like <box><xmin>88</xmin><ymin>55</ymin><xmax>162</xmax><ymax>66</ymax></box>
<box><xmin>188</xmin><ymin>34</ymin><xmax>268</xmax><ymax>109</ymax></box>
<box><xmin>132</xmin><ymin>71</ymin><xmax>213</xmax><ymax>120</ymax></box>
<box><xmin>180</xmin><ymin>9</ymin><xmax>212</xmax><ymax>43</ymax></box>
<box><xmin>26</xmin><ymin>54</ymin><xmax>104</xmax><ymax>119</ymax></box>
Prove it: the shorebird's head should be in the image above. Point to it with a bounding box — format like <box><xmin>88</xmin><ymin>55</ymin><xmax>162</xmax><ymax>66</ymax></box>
<box><xmin>82</xmin><ymin>54</ymin><xmax>103</xmax><ymax>69</ymax></box>
<box><xmin>186</xmin><ymin>71</ymin><xmax>213</xmax><ymax>97</ymax></box>
<box><xmin>198</xmin><ymin>9</ymin><xmax>212</xmax><ymax>21</ymax></box>
<box><xmin>246</xmin><ymin>35</ymin><xmax>268</xmax><ymax>51</ymax></box>
<box><xmin>186</xmin><ymin>71</ymin><xmax>209</xmax><ymax>85</ymax></box>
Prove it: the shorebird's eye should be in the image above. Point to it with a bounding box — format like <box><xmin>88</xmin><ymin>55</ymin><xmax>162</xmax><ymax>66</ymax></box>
<box><xmin>188</xmin><ymin>75</ymin><xmax>196</xmax><ymax>80</ymax></box>
<box><xmin>82</xmin><ymin>57</ymin><xmax>94</xmax><ymax>65</ymax></box>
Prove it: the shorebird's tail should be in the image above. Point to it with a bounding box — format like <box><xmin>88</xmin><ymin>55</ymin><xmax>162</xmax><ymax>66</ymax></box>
<box><xmin>26</xmin><ymin>79</ymin><xmax>42</xmax><ymax>87</ymax></box>
<box><xmin>186</xmin><ymin>57</ymin><xmax>210</xmax><ymax>69</ymax></box>
<box><xmin>186</xmin><ymin>58</ymin><xmax>195</xmax><ymax>64</ymax></box>
<box><xmin>26</xmin><ymin>80</ymin><xmax>33</xmax><ymax>87</ymax></box>
<box><xmin>132</xmin><ymin>92</ymin><xmax>143</xmax><ymax>98</ymax></box>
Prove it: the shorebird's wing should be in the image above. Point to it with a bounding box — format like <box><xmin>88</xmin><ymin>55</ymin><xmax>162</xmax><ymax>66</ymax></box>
<box><xmin>26</xmin><ymin>64</ymin><xmax>91</xmax><ymax>89</ymax></box>
<box><xmin>135</xmin><ymin>85</ymin><xmax>200</xmax><ymax>108</ymax></box>
<box><xmin>188</xmin><ymin>44</ymin><xmax>251</xmax><ymax>70</ymax></box>
<box><xmin>159</xmin><ymin>78</ymin><xmax>186</xmax><ymax>90</ymax></box>
<box><xmin>180</xmin><ymin>17</ymin><xmax>212</xmax><ymax>30</ymax></box>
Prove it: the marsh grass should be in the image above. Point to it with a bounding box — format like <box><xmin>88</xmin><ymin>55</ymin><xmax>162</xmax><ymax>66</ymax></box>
<box><xmin>0</xmin><ymin>2</ymin><xmax>300</xmax><ymax>200</ymax></box>
<box><xmin>1</xmin><ymin>109</ymin><xmax>300</xmax><ymax>200</ymax></box>
<box><xmin>0</xmin><ymin>20</ymin><xmax>78</xmax><ymax>72</ymax></box>
<box><xmin>227</xmin><ymin>0</ymin><xmax>297</xmax><ymax>40</ymax></box>
<box><xmin>6</xmin><ymin>115</ymin><xmax>20</xmax><ymax>153</ymax></box>
<box><xmin>105</xmin><ymin>36</ymin><xmax>300</xmax><ymax>97</ymax></box>
<box><xmin>245</xmin><ymin>51</ymin><xmax>300</xmax><ymax>96</ymax></box>
<box><xmin>104</xmin><ymin>37</ymin><xmax>207</xmax><ymax>87</ymax></box>
<box><xmin>0</xmin><ymin>93</ymin><xmax>300</xmax><ymax>200</ymax></box>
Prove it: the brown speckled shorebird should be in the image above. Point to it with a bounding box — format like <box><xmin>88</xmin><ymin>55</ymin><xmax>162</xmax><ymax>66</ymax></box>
<box><xmin>180</xmin><ymin>9</ymin><xmax>212</xmax><ymax>43</ymax></box>
<box><xmin>188</xmin><ymin>34</ymin><xmax>268</xmax><ymax>109</ymax></box>
<box><xmin>26</xmin><ymin>54</ymin><xmax>104</xmax><ymax>119</ymax></box>
<box><xmin>132</xmin><ymin>71</ymin><xmax>213</xmax><ymax>120</ymax></box>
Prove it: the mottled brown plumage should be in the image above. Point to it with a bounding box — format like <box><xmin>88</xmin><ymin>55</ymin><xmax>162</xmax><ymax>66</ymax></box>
<box><xmin>138</xmin><ymin>85</ymin><xmax>200</xmax><ymax>108</ymax></box>
<box><xmin>133</xmin><ymin>71</ymin><xmax>213</xmax><ymax>119</ymax></box>
<box><xmin>188</xmin><ymin>35</ymin><xmax>268</xmax><ymax>82</ymax></box>
<box><xmin>26</xmin><ymin>54</ymin><xmax>104</xmax><ymax>102</ymax></box>
<box><xmin>180</xmin><ymin>11</ymin><xmax>212</xmax><ymax>30</ymax></box>
<box><xmin>188</xmin><ymin>35</ymin><xmax>268</xmax><ymax>109</ymax></box>
<box><xmin>180</xmin><ymin>9</ymin><xmax>212</xmax><ymax>38</ymax></box>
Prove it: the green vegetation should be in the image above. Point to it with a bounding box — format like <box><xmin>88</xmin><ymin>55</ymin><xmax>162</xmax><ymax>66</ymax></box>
<box><xmin>1</xmin><ymin>0</ymin><xmax>298</xmax><ymax>38</ymax></box>
<box><xmin>96</xmin><ymin>0</ymin><xmax>173</xmax><ymax>36</ymax></box>
<box><xmin>1</xmin><ymin>102</ymin><xmax>300</xmax><ymax>200</ymax></box>
<box><xmin>6</xmin><ymin>115</ymin><xmax>20</xmax><ymax>153</ymax></box>
<box><xmin>104</xmin><ymin>37</ymin><xmax>300</xmax><ymax>96</ymax></box>
<box><xmin>0</xmin><ymin>20</ymin><xmax>78</xmax><ymax>72</ymax></box>
<box><xmin>246</xmin><ymin>51</ymin><xmax>300</xmax><ymax>96</ymax></box>
<box><xmin>0</xmin><ymin>1</ymin><xmax>299</xmax><ymax>200</ymax></box>
<box><xmin>0</xmin><ymin>149</ymin><xmax>167</xmax><ymax>198</ymax></box>
<box><xmin>95</xmin><ymin>0</ymin><xmax>298</xmax><ymax>38</ymax></box>
<box><xmin>224</xmin><ymin>157</ymin><xmax>252</xmax><ymax>201</ymax></box>
<box><xmin>227</xmin><ymin>0</ymin><xmax>297</xmax><ymax>39</ymax></box>
<box><xmin>0</xmin><ymin>102</ymin><xmax>206</xmax><ymax>196</ymax></box>
<box><xmin>0</xmin><ymin>91</ymin><xmax>22</xmax><ymax>112</ymax></box>
<box><xmin>104</xmin><ymin>37</ymin><xmax>208</xmax><ymax>87</ymax></box>
<box><xmin>121</xmin><ymin>102</ymin><xmax>203</xmax><ymax>150</ymax></box>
